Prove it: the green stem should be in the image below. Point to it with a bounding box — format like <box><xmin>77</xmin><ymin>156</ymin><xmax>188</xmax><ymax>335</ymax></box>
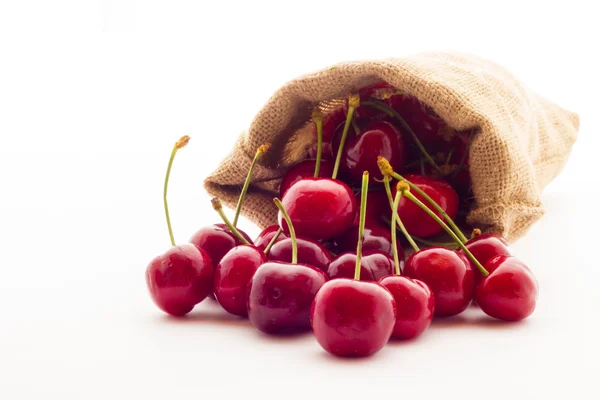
<box><xmin>403</xmin><ymin>191</ymin><xmax>488</xmax><ymax>276</ymax></box>
<box><xmin>352</xmin><ymin>117</ymin><xmax>361</xmax><ymax>136</ymax></box>
<box><xmin>363</xmin><ymin>99</ymin><xmax>441</xmax><ymax>173</ymax></box>
<box><xmin>383</xmin><ymin>177</ymin><xmax>418</xmax><ymax>254</ymax></box>
<box><xmin>354</xmin><ymin>171</ymin><xmax>369</xmax><ymax>280</ymax></box>
<box><xmin>273</xmin><ymin>198</ymin><xmax>297</xmax><ymax>264</ymax></box>
<box><xmin>211</xmin><ymin>198</ymin><xmax>250</xmax><ymax>245</ymax></box>
<box><xmin>411</xmin><ymin>236</ymin><xmax>457</xmax><ymax>248</ymax></box>
<box><xmin>314</xmin><ymin>119</ymin><xmax>323</xmax><ymax>178</ymax></box>
<box><xmin>263</xmin><ymin>227</ymin><xmax>282</xmax><ymax>255</ymax></box>
<box><xmin>332</xmin><ymin>94</ymin><xmax>360</xmax><ymax>180</ymax></box>
<box><xmin>163</xmin><ymin>136</ymin><xmax>190</xmax><ymax>247</ymax></box>
<box><xmin>233</xmin><ymin>144</ymin><xmax>269</xmax><ymax>227</ymax></box>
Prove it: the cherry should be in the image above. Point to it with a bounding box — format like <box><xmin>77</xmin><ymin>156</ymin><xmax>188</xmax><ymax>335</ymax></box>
<box><xmin>388</xmin><ymin>95</ymin><xmax>445</xmax><ymax>147</ymax></box>
<box><xmin>279</xmin><ymin>178</ymin><xmax>357</xmax><ymax>241</ymax></box>
<box><xmin>307</xmin><ymin>106</ymin><xmax>347</xmax><ymax>159</ymax></box>
<box><xmin>352</xmin><ymin>190</ymin><xmax>390</xmax><ymax>226</ymax></box>
<box><xmin>458</xmin><ymin>229</ymin><xmax>511</xmax><ymax>288</ymax></box>
<box><xmin>311</xmin><ymin>172</ymin><xmax>396</xmax><ymax>357</ymax></box>
<box><xmin>354</xmin><ymin>81</ymin><xmax>395</xmax><ymax>119</ymax></box>
<box><xmin>246</xmin><ymin>198</ymin><xmax>327</xmax><ymax>333</ymax></box>
<box><xmin>254</xmin><ymin>225</ymin><xmax>287</xmax><ymax>252</ymax></box>
<box><xmin>327</xmin><ymin>251</ymin><xmax>394</xmax><ymax>281</ymax></box>
<box><xmin>189</xmin><ymin>223</ymin><xmax>252</xmax><ymax>266</ymax></box>
<box><xmin>334</xmin><ymin>225</ymin><xmax>403</xmax><ymax>260</ymax></box>
<box><xmin>213</xmin><ymin>244</ymin><xmax>266</xmax><ymax>317</ymax></box>
<box><xmin>279</xmin><ymin>159</ymin><xmax>334</xmax><ymax>197</ymax></box>
<box><xmin>476</xmin><ymin>256</ymin><xmax>538</xmax><ymax>321</ymax></box>
<box><xmin>333</xmin><ymin>121</ymin><xmax>405</xmax><ymax>184</ymax></box>
<box><xmin>146</xmin><ymin>136</ymin><xmax>214</xmax><ymax>316</ymax></box>
<box><xmin>268</xmin><ymin>237</ymin><xmax>332</xmax><ymax>272</ymax></box>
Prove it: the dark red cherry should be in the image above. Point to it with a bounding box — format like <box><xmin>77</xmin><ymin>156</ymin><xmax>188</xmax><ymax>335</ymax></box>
<box><xmin>279</xmin><ymin>159</ymin><xmax>334</xmax><ymax>197</ymax></box>
<box><xmin>308</xmin><ymin>107</ymin><xmax>348</xmax><ymax>159</ymax></box>
<box><xmin>327</xmin><ymin>251</ymin><xmax>394</xmax><ymax>281</ymax></box>
<box><xmin>246</xmin><ymin>262</ymin><xmax>328</xmax><ymax>333</ymax></box>
<box><xmin>146</xmin><ymin>244</ymin><xmax>214</xmax><ymax>316</ymax></box>
<box><xmin>458</xmin><ymin>233</ymin><xmax>511</xmax><ymax>288</ymax></box>
<box><xmin>378</xmin><ymin>276</ymin><xmax>435</xmax><ymax>340</ymax></box>
<box><xmin>476</xmin><ymin>256</ymin><xmax>538</xmax><ymax>321</ymax></box>
<box><xmin>389</xmin><ymin>95</ymin><xmax>445</xmax><ymax>147</ymax></box>
<box><xmin>333</xmin><ymin>121</ymin><xmax>405</xmax><ymax>184</ymax></box>
<box><xmin>189</xmin><ymin>223</ymin><xmax>253</xmax><ymax>267</ymax></box>
<box><xmin>391</xmin><ymin>174</ymin><xmax>458</xmax><ymax>238</ymax></box>
<box><xmin>403</xmin><ymin>247</ymin><xmax>473</xmax><ymax>317</ymax></box>
<box><xmin>268</xmin><ymin>237</ymin><xmax>332</xmax><ymax>272</ymax></box>
<box><xmin>352</xmin><ymin>190</ymin><xmax>390</xmax><ymax>226</ymax></box>
<box><xmin>279</xmin><ymin>178</ymin><xmax>357</xmax><ymax>241</ymax></box>
<box><xmin>254</xmin><ymin>225</ymin><xmax>287</xmax><ymax>251</ymax></box>
<box><xmin>213</xmin><ymin>245</ymin><xmax>266</xmax><ymax>317</ymax></box>
<box><xmin>354</xmin><ymin>81</ymin><xmax>395</xmax><ymax>119</ymax></box>
<box><xmin>311</xmin><ymin>279</ymin><xmax>396</xmax><ymax>357</ymax></box>
<box><xmin>334</xmin><ymin>225</ymin><xmax>403</xmax><ymax>260</ymax></box>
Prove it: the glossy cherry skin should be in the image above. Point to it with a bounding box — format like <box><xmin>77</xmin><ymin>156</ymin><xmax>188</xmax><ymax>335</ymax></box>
<box><xmin>254</xmin><ymin>225</ymin><xmax>287</xmax><ymax>251</ymax></box>
<box><xmin>352</xmin><ymin>190</ymin><xmax>390</xmax><ymax>226</ymax></box>
<box><xmin>327</xmin><ymin>251</ymin><xmax>394</xmax><ymax>281</ymax></box>
<box><xmin>378</xmin><ymin>276</ymin><xmax>435</xmax><ymax>340</ymax></box>
<box><xmin>213</xmin><ymin>245</ymin><xmax>267</xmax><ymax>317</ymax></box>
<box><xmin>246</xmin><ymin>262</ymin><xmax>328</xmax><ymax>334</ymax></box>
<box><xmin>279</xmin><ymin>178</ymin><xmax>358</xmax><ymax>241</ymax></box>
<box><xmin>311</xmin><ymin>279</ymin><xmax>396</xmax><ymax>357</ymax></box>
<box><xmin>146</xmin><ymin>244</ymin><xmax>214</xmax><ymax>316</ymax></box>
<box><xmin>268</xmin><ymin>237</ymin><xmax>332</xmax><ymax>272</ymax></box>
<box><xmin>458</xmin><ymin>233</ymin><xmax>511</xmax><ymax>287</ymax></box>
<box><xmin>279</xmin><ymin>159</ymin><xmax>334</xmax><ymax>197</ymax></box>
<box><xmin>334</xmin><ymin>121</ymin><xmax>405</xmax><ymax>184</ymax></box>
<box><xmin>189</xmin><ymin>224</ymin><xmax>253</xmax><ymax>266</ymax></box>
<box><xmin>403</xmin><ymin>247</ymin><xmax>474</xmax><ymax>317</ymax></box>
<box><xmin>391</xmin><ymin>174</ymin><xmax>459</xmax><ymax>238</ymax></box>
<box><xmin>334</xmin><ymin>225</ymin><xmax>403</xmax><ymax>260</ymax></box>
<box><xmin>476</xmin><ymin>256</ymin><xmax>538</xmax><ymax>321</ymax></box>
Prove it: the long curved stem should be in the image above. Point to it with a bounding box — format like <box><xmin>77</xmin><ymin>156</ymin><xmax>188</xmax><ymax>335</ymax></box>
<box><xmin>273</xmin><ymin>198</ymin><xmax>297</xmax><ymax>264</ymax></box>
<box><xmin>211</xmin><ymin>198</ymin><xmax>250</xmax><ymax>245</ymax></box>
<box><xmin>332</xmin><ymin>94</ymin><xmax>360</xmax><ymax>180</ymax></box>
<box><xmin>354</xmin><ymin>171</ymin><xmax>369</xmax><ymax>280</ymax></box>
<box><xmin>163</xmin><ymin>136</ymin><xmax>190</xmax><ymax>246</ymax></box>
<box><xmin>233</xmin><ymin>144</ymin><xmax>270</xmax><ymax>227</ymax></box>
<box><xmin>383</xmin><ymin>177</ymin><xmax>418</xmax><ymax>254</ymax></box>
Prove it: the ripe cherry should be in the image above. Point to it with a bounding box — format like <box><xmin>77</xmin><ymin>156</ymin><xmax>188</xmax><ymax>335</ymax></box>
<box><xmin>458</xmin><ymin>229</ymin><xmax>511</xmax><ymax>288</ymax></box>
<box><xmin>247</xmin><ymin>198</ymin><xmax>327</xmax><ymax>334</ymax></box>
<box><xmin>352</xmin><ymin>190</ymin><xmax>390</xmax><ymax>226</ymax></box>
<box><xmin>254</xmin><ymin>225</ymin><xmax>287</xmax><ymax>251</ymax></box>
<box><xmin>311</xmin><ymin>171</ymin><xmax>396</xmax><ymax>357</ymax></box>
<box><xmin>327</xmin><ymin>251</ymin><xmax>394</xmax><ymax>281</ymax></box>
<box><xmin>476</xmin><ymin>256</ymin><xmax>538</xmax><ymax>321</ymax></box>
<box><xmin>268</xmin><ymin>237</ymin><xmax>332</xmax><ymax>272</ymax></box>
<box><xmin>334</xmin><ymin>224</ymin><xmax>403</xmax><ymax>259</ymax></box>
<box><xmin>189</xmin><ymin>224</ymin><xmax>252</xmax><ymax>267</ymax></box>
<box><xmin>146</xmin><ymin>136</ymin><xmax>214</xmax><ymax>316</ymax></box>
<box><xmin>279</xmin><ymin>159</ymin><xmax>334</xmax><ymax>197</ymax></box>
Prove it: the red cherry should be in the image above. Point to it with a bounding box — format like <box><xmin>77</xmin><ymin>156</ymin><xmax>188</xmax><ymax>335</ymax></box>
<box><xmin>458</xmin><ymin>233</ymin><xmax>511</xmax><ymax>288</ymax></box>
<box><xmin>334</xmin><ymin>225</ymin><xmax>403</xmax><ymax>260</ymax></box>
<box><xmin>213</xmin><ymin>245</ymin><xmax>266</xmax><ymax>317</ymax></box>
<box><xmin>392</xmin><ymin>174</ymin><xmax>458</xmax><ymax>238</ymax></box>
<box><xmin>333</xmin><ymin>121</ymin><xmax>405</xmax><ymax>184</ymax></box>
<box><xmin>307</xmin><ymin>107</ymin><xmax>347</xmax><ymax>159</ymax></box>
<box><xmin>146</xmin><ymin>244</ymin><xmax>214</xmax><ymax>316</ymax></box>
<box><xmin>311</xmin><ymin>279</ymin><xmax>396</xmax><ymax>357</ymax></box>
<box><xmin>189</xmin><ymin>223</ymin><xmax>253</xmax><ymax>267</ymax></box>
<box><xmin>354</xmin><ymin>81</ymin><xmax>395</xmax><ymax>119</ymax></box>
<box><xmin>327</xmin><ymin>251</ymin><xmax>394</xmax><ymax>281</ymax></box>
<box><xmin>279</xmin><ymin>159</ymin><xmax>334</xmax><ymax>197</ymax></box>
<box><xmin>403</xmin><ymin>247</ymin><xmax>474</xmax><ymax>317</ymax></box>
<box><xmin>389</xmin><ymin>95</ymin><xmax>445</xmax><ymax>147</ymax></box>
<box><xmin>246</xmin><ymin>262</ymin><xmax>328</xmax><ymax>333</ymax></box>
<box><xmin>352</xmin><ymin>190</ymin><xmax>390</xmax><ymax>226</ymax></box>
<box><xmin>268</xmin><ymin>237</ymin><xmax>332</xmax><ymax>272</ymax></box>
<box><xmin>279</xmin><ymin>178</ymin><xmax>357</xmax><ymax>241</ymax></box>
<box><xmin>378</xmin><ymin>276</ymin><xmax>435</xmax><ymax>339</ymax></box>
<box><xmin>475</xmin><ymin>256</ymin><xmax>538</xmax><ymax>321</ymax></box>
<box><xmin>254</xmin><ymin>225</ymin><xmax>287</xmax><ymax>251</ymax></box>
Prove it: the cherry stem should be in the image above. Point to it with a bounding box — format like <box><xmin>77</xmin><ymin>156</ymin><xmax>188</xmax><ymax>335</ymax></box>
<box><xmin>211</xmin><ymin>198</ymin><xmax>251</xmax><ymax>245</ymax></box>
<box><xmin>273</xmin><ymin>198</ymin><xmax>297</xmax><ymax>264</ymax></box>
<box><xmin>312</xmin><ymin>110</ymin><xmax>324</xmax><ymax>178</ymax></box>
<box><xmin>363</xmin><ymin>99</ymin><xmax>441</xmax><ymax>173</ymax></box>
<box><xmin>352</xmin><ymin>117</ymin><xmax>361</xmax><ymax>136</ymax></box>
<box><xmin>233</xmin><ymin>144</ymin><xmax>270</xmax><ymax>227</ymax></box>
<box><xmin>400</xmin><ymin>186</ymin><xmax>488</xmax><ymax>277</ymax></box>
<box><xmin>354</xmin><ymin>171</ymin><xmax>369</xmax><ymax>280</ymax></box>
<box><xmin>383</xmin><ymin>176</ymin><xmax>419</xmax><ymax>254</ymax></box>
<box><xmin>411</xmin><ymin>236</ymin><xmax>457</xmax><ymax>248</ymax></box>
<box><xmin>378</xmin><ymin>156</ymin><xmax>468</xmax><ymax>243</ymax></box>
<box><xmin>263</xmin><ymin>227</ymin><xmax>282</xmax><ymax>255</ymax></box>
<box><xmin>163</xmin><ymin>135</ymin><xmax>190</xmax><ymax>247</ymax></box>
<box><xmin>332</xmin><ymin>93</ymin><xmax>360</xmax><ymax>180</ymax></box>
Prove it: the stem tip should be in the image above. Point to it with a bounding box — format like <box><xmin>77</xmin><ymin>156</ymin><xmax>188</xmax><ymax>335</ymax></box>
<box><xmin>377</xmin><ymin>156</ymin><xmax>394</xmax><ymax>177</ymax></box>
<box><xmin>311</xmin><ymin>109</ymin><xmax>324</xmax><ymax>123</ymax></box>
<box><xmin>348</xmin><ymin>93</ymin><xmax>360</xmax><ymax>109</ymax></box>
<box><xmin>396</xmin><ymin>180</ymin><xmax>410</xmax><ymax>193</ymax></box>
<box><xmin>211</xmin><ymin>198</ymin><xmax>222</xmax><ymax>211</ymax></box>
<box><xmin>471</xmin><ymin>228</ymin><xmax>482</xmax><ymax>239</ymax></box>
<box><xmin>175</xmin><ymin>135</ymin><xmax>190</xmax><ymax>149</ymax></box>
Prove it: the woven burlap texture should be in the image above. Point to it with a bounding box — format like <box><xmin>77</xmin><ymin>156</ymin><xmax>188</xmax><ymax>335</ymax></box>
<box><xmin>204</xmin><ymin>52</ymin><xmax>579</xmax><ymax>242</ymax></box>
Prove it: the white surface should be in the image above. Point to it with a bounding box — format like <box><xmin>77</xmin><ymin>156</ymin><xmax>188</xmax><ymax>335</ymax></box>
<box><xmin>0</xmin><ymin>1</ymin><xmax>598</xmax><ymax>399</ymax></box>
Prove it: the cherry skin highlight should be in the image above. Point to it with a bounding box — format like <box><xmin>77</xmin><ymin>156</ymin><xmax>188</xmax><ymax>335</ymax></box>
<box><xmin>213</xmin><ymin>245</ymin><xmax>267</xmax><ymax>317</ymax></box>
<box><xmin>279</xmin><ymin>159</ymin><xmax>334</xmax><ymax>197</ymax></box>
<box><xmin>279</xmin><ymin>178</ymin><xmax>357</xmax><ymax>241</ymax></box>
<box><xmin>311</xmin><ymin>279</ymin><xmax>396</xmax><ymax>357</ymax></box>
<box><xmin>476</xmin><ymin>256</ymin><xmax>538</xmax><ymax>321</ymax></box>
<box><xmin>327</xmin><ymin>251</ymin><xmax>394</xmax><ymax>281</ymax></box>
<box><xmin>146</xmin><ymin>244</ymin><xmax>214</xmax><ymax>316</ymax></box>
<box><xmin>334</xmin><ymin>224</ymin><xmax>403</xmax><ymax>260</ymax></box>
<box><xmin>403</xmin><ymin>247</ymin><xmax>474</xmax><ymax>317</ymax></box>
<box><xmin>254</xmin><ymin>225</ymin><xmax>287</xmax><ymax>251</ymax></box>
<box><xmin>246</xmin><ymin>262</ymin><xmax>328</xmax><ymax>334</ymax></box>
<box><xmin>378</xmin><ymin>276</ymin><xmax>435</xmax><ymax>340</ymax></box>
<box><xmin>268</xmin><ymin>237</ymin><xmax>332</xmax><ymax>272</ymax></box>
<box><xmin>189</xmin><ymin>223</ymin><xmax>253</xmax><ymax>266</ymax></box>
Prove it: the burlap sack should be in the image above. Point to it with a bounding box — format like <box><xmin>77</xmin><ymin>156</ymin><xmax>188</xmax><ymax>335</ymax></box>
<box><xmin>204</xmin><ymin>52</ymin><xmax>579</xmax><ymax>242</ymax></box>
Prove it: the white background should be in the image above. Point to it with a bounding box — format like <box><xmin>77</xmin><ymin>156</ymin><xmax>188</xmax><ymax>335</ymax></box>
<box><xmin>0</xmin><ymin>1</ymin><xmax>598</xmax><ymax>399</ymax></box>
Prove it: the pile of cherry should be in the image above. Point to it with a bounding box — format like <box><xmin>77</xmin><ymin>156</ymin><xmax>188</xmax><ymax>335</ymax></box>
<box><xmin>146</xmin><ymin>82</ymin><xmax>539</xmax><ymax>358</ymax></box>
